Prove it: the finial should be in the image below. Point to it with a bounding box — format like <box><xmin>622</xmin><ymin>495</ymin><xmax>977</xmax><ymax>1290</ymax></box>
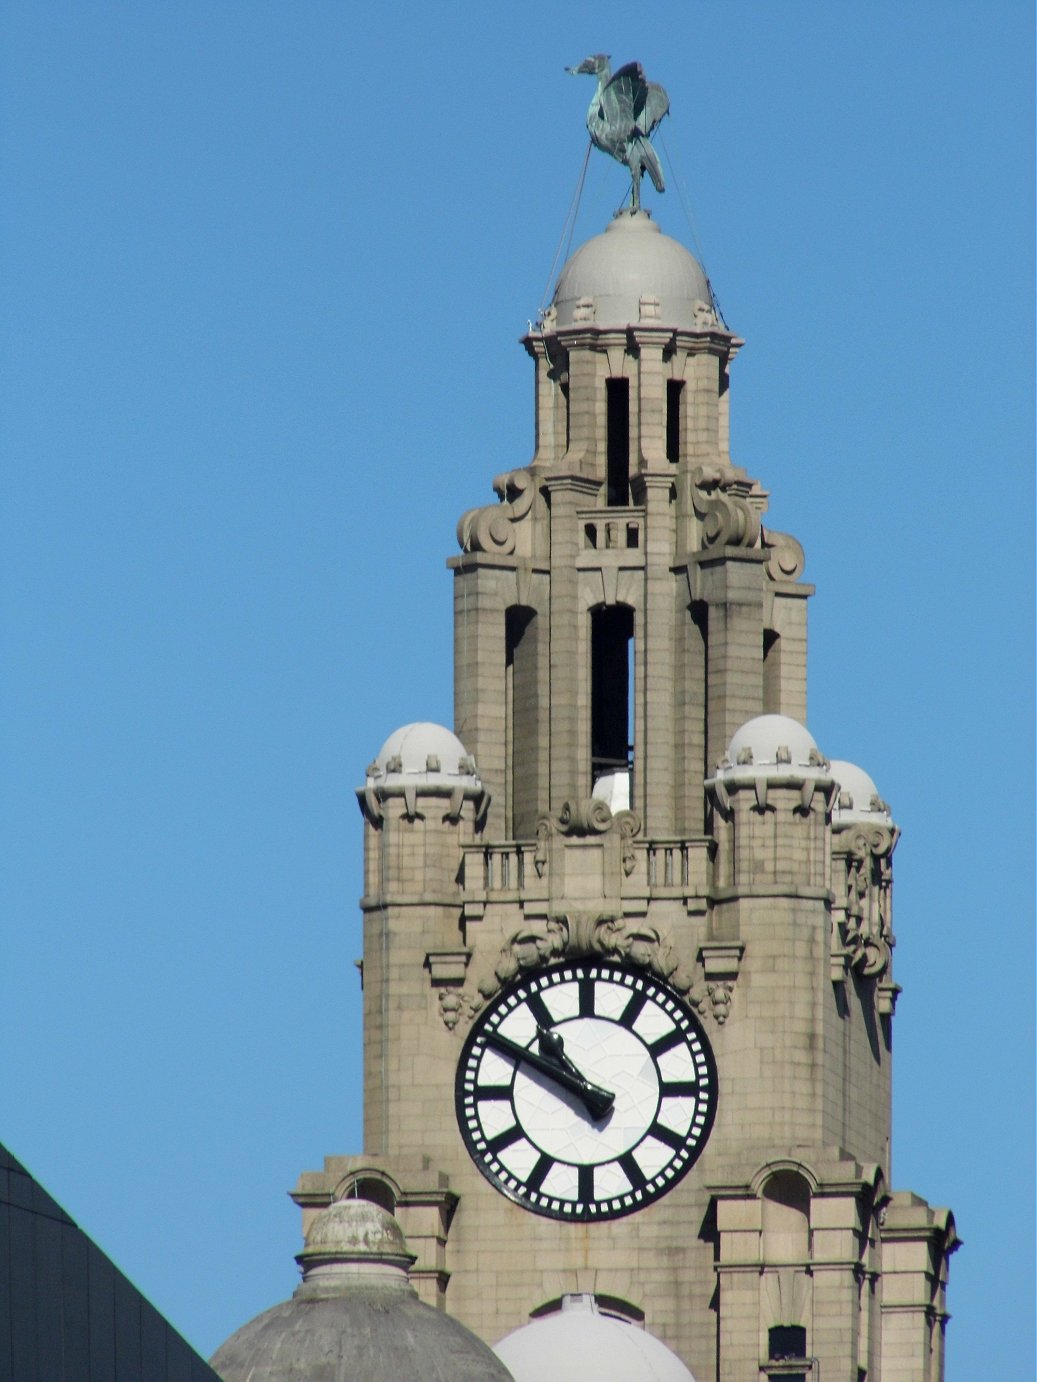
<box><xmin>567</xmin><ymin>56</ymin><xmax>670</xmax><ymax>212</ymax></box>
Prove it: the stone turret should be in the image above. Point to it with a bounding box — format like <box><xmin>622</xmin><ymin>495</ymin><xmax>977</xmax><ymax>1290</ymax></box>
<box><xmin>276</xmin><ymin>204</ymin><xmax>957</xmax><ymax>1381</ymax></box>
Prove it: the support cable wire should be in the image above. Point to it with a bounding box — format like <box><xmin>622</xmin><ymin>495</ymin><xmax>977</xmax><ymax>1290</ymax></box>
<box><xmin>659</xmin><ymin>130</ymin><xmax>730</xmax><ymax>329</ymax></box>
<box><xmin>537</xmin><ymin>140</ymin><xmax>592</xmax><ymax>318</ymax></box>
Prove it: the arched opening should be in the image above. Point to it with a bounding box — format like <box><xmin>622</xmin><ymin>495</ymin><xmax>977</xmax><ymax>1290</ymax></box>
<box><xmin>768</xmin><ymin>1324</ymin><xmax>808</xmax><ymax>1380</ymax></box>
<box><xmin>606</xmin><ymin>378</ymin><xmax>630</xmax><ymax>505</ymax></box>
<box><xmin>666</xmin><ymin>379</ymin><xmax>684</xmax><ymax>463</ymax></box>
<box><xmin>340</xmin><ymin>1176</ymin><xmax>397</xmax><ymax>1215</ymax></box>
<box><xmin>761</xmin><ymin>1170</ymin><xmax>811</xmax><ymax>1262</ymax></box>
<box><xmin>763</xmin><ymin>629</ymin><xmax>781</xmax><ymax>713</ymax></box>
<box><xmin>530</xmin><ymin>1294</ymin><xmax>645</xmax><ymax>1327</ymax></box>
<box><xmin>591</xmin><ymin>604</ymin><xmax>634</xmax><ymax>803</ymax></box>
<box><xmin>506</xmin><ymin>606</ymin><xmax>541</xmax><ymax>838</ymax></box>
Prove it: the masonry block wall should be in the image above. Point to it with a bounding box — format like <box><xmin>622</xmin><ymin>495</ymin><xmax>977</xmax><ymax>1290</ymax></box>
<box><xmin>300</xmin><ymin>212</ymin><xmax>956</xmax><ymax>1382</ymax></box>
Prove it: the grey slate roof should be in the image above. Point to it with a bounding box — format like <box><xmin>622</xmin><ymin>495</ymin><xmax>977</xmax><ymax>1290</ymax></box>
<box><xmin>0</xmin><ymin>1140</ymin><xmax>220</xmax><ymax>1381</ymax></box>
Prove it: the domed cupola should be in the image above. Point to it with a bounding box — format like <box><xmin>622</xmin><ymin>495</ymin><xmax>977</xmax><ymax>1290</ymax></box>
<box><xmin>210</xmin><ymin>1199</ymin><xmax>514</xmax><ymax>1382</ymax></box>
<box><xmin>829</xmin><ymin>759</ymin><xmax>893</xmax><ymax>826</ymax></box>
<box><xmin>550</xmin><ymin>210</ymin><xmax>713</xmax><ymax>331</ymax></box>
<box><xmin>359</xmin><ymin>722</ymin><xmax>488</xmax><ymax>826</ymax></box>
<box><xmin>494</xmin><ymin>1293</ymin><xmax>696</xmax><ymax>1381</ymax></box>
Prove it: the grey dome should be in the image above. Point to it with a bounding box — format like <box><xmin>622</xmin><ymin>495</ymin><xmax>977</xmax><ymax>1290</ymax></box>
<box><xmin>551</xmin><ymin>212</ymin><xmax>713</xmax><ymax>330</ymax></box>
<box><xmin>494</xmin><ymin>1294</ymin><xmax>695</xmax><ymax>1381</ymax></box>
<box><xmin>211</xmin><ymin>1200</ymin><xmax>512</xmax><ymax>1382</ymax></box>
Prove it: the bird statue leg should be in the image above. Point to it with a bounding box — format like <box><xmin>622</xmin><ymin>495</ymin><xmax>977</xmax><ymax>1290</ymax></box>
<box><xmin>629</xmin><ymin>163</ymin><xmax>642</xmax><ymax>213</ymax></box>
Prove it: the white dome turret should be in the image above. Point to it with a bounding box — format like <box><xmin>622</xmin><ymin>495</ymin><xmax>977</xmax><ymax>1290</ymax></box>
<box><xmin>366</xmin><ymin>722</ymin><xmax>480</xmax><ymax>788</ymax></box>
<box><xmin>494</xmin><ymin>1294</ymin><xmax>695</xmax><ymax>1382</ymax></box>
<box><xmin>829</xmin><ymin>759</ymin><xmax>892</xmax><ymax>825</ymax></box>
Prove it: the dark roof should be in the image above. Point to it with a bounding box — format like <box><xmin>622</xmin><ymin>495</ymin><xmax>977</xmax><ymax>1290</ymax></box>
<box><xmin>0</xmin><ymin>1141</ymin><xmax>220</xmax><ymax>1381</ymax></box>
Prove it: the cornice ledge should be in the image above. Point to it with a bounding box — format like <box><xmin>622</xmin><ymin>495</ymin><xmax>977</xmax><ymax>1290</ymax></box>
<box><xmin>709</xmin><ymin>884</ymin><xmax>834</xmax><ymax>903</ymax></box>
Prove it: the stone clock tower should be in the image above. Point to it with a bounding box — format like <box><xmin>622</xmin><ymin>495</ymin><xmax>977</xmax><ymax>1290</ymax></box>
<box><xmin>290</xmin><ymin>209</ymin><xmax>958</xmax><ymax>1381</ymax></box>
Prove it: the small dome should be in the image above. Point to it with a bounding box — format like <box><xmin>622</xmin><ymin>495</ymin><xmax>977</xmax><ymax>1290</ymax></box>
<box><xmin>830</xmin><ymin>759</ymin><xmax>892</xmax><ymax>824</ymax></box>
<box><xmin>494</xmin><ymin>1295</ymin><xmax>695</xmax><ymax>1382</ymax></box>
<box><xmin>719</xmin><ymin>714</ymin><xmax>828</xmax><ymax>776</ymax></box>
<box><xmin>299</xmin><ymin>1198</ymin><xmax>413</xmax><ymax>1270</ymax></box>
<box><xmin>366</xmin><ymin>722</ymin><xmax>480</xmax><ymax>788</ymax></box>
<box><xmin>551</xmin><ymin>212</ymin><xmax>714</xmax><ymax>331</ymax></box>
<box><xmin>211</xmin><ymin>1200</ymin><xmax>513</xmax><ymax>1382</ymax></box>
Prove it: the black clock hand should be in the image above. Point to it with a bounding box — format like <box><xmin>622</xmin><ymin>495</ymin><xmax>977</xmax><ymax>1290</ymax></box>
<box><xmin>537</xmin><ymin>1026</ymin><xmax>591</xmax><ymax>1084</ymax></box>
<box><xmin>485</xmin><ymin>1030</ymin><xmax>615</xmax><ymax>1120</ymax></box>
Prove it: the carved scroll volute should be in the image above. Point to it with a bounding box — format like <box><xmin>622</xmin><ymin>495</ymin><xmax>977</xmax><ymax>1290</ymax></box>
<box><xmin>691</xmin><ymin>464</ymin><xmax>761</xmax><ymax>550</ymax></box>
<box><xmin>761</xmin><ymin>526</ymin><xmax>805</xmax><ymax>582</ymax></box>
<box><xmin>457</xmin><ymin>468</ymin><xmax>535</xmax><ymax>556</ymax></box>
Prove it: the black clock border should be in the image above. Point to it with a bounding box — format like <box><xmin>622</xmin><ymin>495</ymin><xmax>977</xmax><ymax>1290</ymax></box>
<box><xmin>454</xmin><ymin>958</ymin><xmax>718</xmax><ymax>1223</ymax></box>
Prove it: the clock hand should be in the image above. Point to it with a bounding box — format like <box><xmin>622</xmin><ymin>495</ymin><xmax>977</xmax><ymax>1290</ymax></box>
<box><xmin>485</xmin><ymin>1030</ymin><xmax>615</xmax><ymax>1120</ymax></box>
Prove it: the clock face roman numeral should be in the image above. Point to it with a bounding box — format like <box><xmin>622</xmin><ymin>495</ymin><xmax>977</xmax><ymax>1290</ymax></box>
<box><xmin>486</xmin><ymin>1124</ymin><xmax>524</xmax><ymax>1155</ymax></box>
<box><xmin>524</xmin><ymin>992</ymin><xmax>553</xmax><ymax>1030</ymax></box>
<box><xmin>619</xmin><ymin>990</ymin><xmax>647</xmax><ymax>1027</ymax></box>
<box><xmin>648</xmin><ymin>1027</ymin><xmax>685</xmax><ymax>1058</ymax></box>
<box><xmin>618</xmin><ymin>1151</ymin><xmax>647</xmax><ymax>1189</ymax></box>
<box><xmin>578</xmin><ymin>975</ymin><xmax>595</xmax><ymax>1017</ymax></box>
<box><xmin>526</xmin><ymin>1153</ymin><xmax>554</xmax><ymax>1193</ymax></box>
<box><xmin>660</xmin><ymin>1080</ymin><xmax>698</xmax><ymax>1097</ymax></box>
<box><xmin>646</xmin><ymin>1120</ymin><xmax>686</xmax><ymax>1152</ymax></box>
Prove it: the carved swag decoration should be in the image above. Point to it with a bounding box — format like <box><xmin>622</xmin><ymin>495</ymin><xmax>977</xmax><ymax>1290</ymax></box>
<box><xmin>439</xmin><ymin>913</ymin><xmax>731</xmax><ymax>1030</ymax></box>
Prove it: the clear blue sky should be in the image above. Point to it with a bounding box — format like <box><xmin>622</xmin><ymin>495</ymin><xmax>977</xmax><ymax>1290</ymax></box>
<box><xmin>1</xmin><ymin>3</ymin><xmax>1032</xmax><ymax>1375</ymax></box>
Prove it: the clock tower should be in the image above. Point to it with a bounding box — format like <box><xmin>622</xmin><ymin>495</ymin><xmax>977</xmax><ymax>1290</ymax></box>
<box><xmin>290</xmin><ymin>207</ymin><xmax>958</xmax><ymax>1380</ymax></box>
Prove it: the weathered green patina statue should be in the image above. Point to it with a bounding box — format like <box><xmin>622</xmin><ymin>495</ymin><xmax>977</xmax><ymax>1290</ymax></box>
<box><xmin>567</xmin><ymin>54</ymin><xmax>670</xmax><ymax>211</ymax></box>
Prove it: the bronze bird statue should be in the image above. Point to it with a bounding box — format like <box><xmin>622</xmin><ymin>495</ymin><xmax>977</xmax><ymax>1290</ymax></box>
<box><xmin>567</xmin><ymin>54</ymin><xmax>670</xmax><ymax>211</ymax></box>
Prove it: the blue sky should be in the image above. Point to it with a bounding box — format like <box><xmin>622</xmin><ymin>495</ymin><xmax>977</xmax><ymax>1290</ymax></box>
<box><xmin>1</xmin><ymin>3</ymin><xmax>1032</xmax><ymax>1375</ymax></box>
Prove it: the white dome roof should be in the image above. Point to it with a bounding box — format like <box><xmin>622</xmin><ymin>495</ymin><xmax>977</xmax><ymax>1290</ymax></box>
<box><xmin>551</xmin><ymin>212</ymin><xmax>713</xmax><ymax>330</ymax></box>
<box><xmin>719</xmin><ymin>714</ymin><xmax>827</xmax><ymax>775</ymax></box>
<box><xmin>830</xmin><ymin>759</ymin><xmax>892</xmax><ymax>824</ymax></box>
<box><xmin>366</xmin><ymin>722</ymin><xmax>480</xmax><ymax>788</ymax></box>
<box><xmin>494</xmin><ymin>1295</ymin><xmax>695</xmax><ymax>1382</ymax></box>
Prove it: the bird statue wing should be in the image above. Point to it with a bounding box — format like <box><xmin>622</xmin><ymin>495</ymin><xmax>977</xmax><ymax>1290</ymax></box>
<box><xmin>641</xmin><ymin>80</ymin><xmax>670</xmax><ymax>136</ymax></box>
<box><xmin>603</xmin><ymin>62</ymin><xmax>670</xmax><ymax>139</ymax></box>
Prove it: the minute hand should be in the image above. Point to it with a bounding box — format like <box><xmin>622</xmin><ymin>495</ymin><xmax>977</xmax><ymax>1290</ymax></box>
<box><xmin>485</xmin><ymin>1030</ymin><xmax>614</xmax><ymax>1120</ymax></box>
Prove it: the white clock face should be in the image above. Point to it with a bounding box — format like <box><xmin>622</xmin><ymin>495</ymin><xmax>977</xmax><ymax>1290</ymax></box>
<box><xmin>455</xmin><ymin>960</ymin><xmax>717</xmax><ymax>1220</ymax></box>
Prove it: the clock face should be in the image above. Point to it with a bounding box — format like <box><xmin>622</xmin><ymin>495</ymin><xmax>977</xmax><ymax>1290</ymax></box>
<box><xmin>455</xmin><ymin>960</ymin><xmax>717</xmax><ymax>1221</ymax></box>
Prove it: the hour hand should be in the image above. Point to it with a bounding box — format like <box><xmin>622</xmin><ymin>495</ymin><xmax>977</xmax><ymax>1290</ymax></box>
<box><xmin>485</xmin><ymin>1030</ymin><xmax>614</xmax><ymax>1120</ymax></box>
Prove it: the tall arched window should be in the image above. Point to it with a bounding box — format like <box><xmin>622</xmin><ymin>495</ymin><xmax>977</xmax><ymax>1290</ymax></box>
<box><xmin>591</xmin><ymin>605</ymin><xmax>634</xmax><ymax>800</ymax></box>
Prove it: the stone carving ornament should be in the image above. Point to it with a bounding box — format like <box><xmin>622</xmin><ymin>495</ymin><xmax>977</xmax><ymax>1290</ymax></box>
<box><xmin>456</xmin><ymin>468</ymin><xmax>534</xmax><ymax>556</ymax></box>
<box><xmin>836</xmin><ymin>820</ymin><xmax>898</xmax><ymax>979</ymax></box>
<box><xmin>533</xmin><ymin>797</ymin><xmax>640</xmax><ymax>878</ymax></box>
<box><xmin>691</xmin><ymin>464</ymin><xmax>762</xmax><ymax>550</ymax></box>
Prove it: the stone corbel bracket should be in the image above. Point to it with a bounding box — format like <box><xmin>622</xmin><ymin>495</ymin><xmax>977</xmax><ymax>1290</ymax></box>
<box><xmin>696</xmin><ymin>941</ymin><xmax>745</xmax><ymax>1026</ymax></box>
<box><xmin>456</xmin><ymin>467</ymin><xmax>535</xmax><ymax>556</ymax></box>
<box><xmin>357</xmin><ymin>763</ymin><xmax>491</xmax><ymax>829</ymax></box>
<box><xmin>708</xmin><ymin>751</ymin><xmax>837</xmax><ymax>819</ymax></box>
